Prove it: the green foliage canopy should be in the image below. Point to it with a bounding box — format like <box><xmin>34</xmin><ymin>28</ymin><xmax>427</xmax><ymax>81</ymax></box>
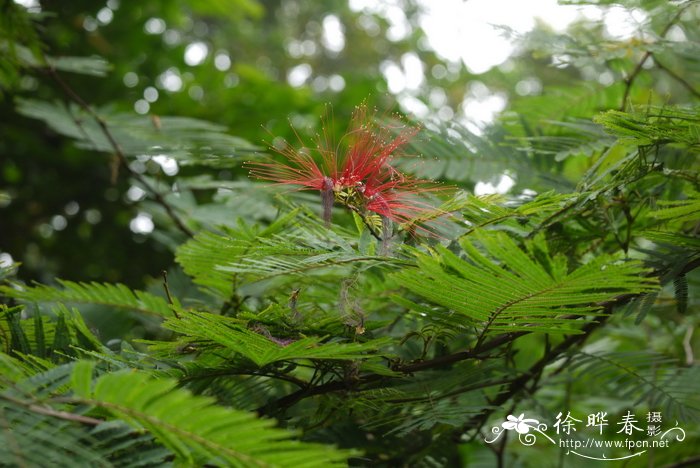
<box><xmin>1</xmin><ymin>0</ymin><xmax>699</xmax><ymax>466</ymax></box>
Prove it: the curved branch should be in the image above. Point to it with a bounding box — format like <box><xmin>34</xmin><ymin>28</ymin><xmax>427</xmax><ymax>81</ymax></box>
<box><xmin>41</xmin><ymin>65</ymin><xmax>194</xmax><ymax>237</ymax></box>
<box><xmin>0</xmin><ymin>394</ymin><xmax>103</xmax><ymax>426</ymax></box>
<box><xmin>620</xmin><ymin>5</ymin><xmax>690</xmax><ymax>111</ymax></box>
<box><xmin>651</xmin><ymin>53</ymin><xmax>700</xmax><ymax>100</ymax></box>
<box><xmin>257</xmin><ymin>257</ymin><xmax>700</xmax><ymax>417</ymax></box>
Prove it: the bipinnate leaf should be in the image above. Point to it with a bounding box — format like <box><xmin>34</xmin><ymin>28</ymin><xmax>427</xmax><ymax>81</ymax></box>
<box><xmin>394</xmin><ymin>231</ymin><xmax>658</xmax><ymax>335</ymax></box>
<box><xmin>74</xmin><ymin>366</ymin><xmax>354</xmax><ymax>466</ymax></box>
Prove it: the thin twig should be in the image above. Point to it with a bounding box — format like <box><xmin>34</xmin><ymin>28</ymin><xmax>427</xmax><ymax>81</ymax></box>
<box><xmin>347</xmin><ymin>205</ymin><xmax>382</xmax><ymax>241</ymax></box>
<box><xmin>683</xmin><ymin>325</ymin><xmax>695</xmax><ymax>366</ymax></box>
<box><xmin>179</xmin><ymin>368</ymin><xmax>309</xmax><ymax>388</ymax></box>
<box><xmin>257</xmin><ymin>258</ymin><xmax>700</xmax><ymax>416</ymax></box>
<box><xmin>661</xmin><ymin>455</ymin><xmax>700</xmax><ymax>468</ymax></box>
<box><xmin>161</xmin><ymin>270</ymin><xmax>179</xmax><ymax>319</ymax></box>
<box><xmin>42</xmin><ymin>65</ymin><xmax>194</xmax><ymax>237</ymax></box>
<box><xmin>0</xmin><ymin>394</ymin><xmax>103</xmax><ymax>426</ymax></box>
<box><xmin>453</xmin><ymin>259</ymin><xmax>700</xmax><ymax>439</ymax></box>
<box><xmin>456</xmin><ymin>314</ymin><xmax>609</xmax><ymax>440</ymax></box>
<box><xmin>619</xmin><ymin>6</ymin><xmax>690</xmax><ymax>111</ymax></box>
<box><xmin>651</xmin><ymin>54</ymin><xmax>700</xmax><ymax>99</ymax></box>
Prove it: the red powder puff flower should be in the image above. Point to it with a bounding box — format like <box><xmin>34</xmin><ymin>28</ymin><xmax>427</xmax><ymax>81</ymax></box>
<box><xmin>247</xmin><ymin>104</ymin><xmax>446</xmax><ymax>236</ymax></box>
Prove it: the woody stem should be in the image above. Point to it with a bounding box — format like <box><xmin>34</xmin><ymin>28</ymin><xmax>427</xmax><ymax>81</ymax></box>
<box><xmin>347</xmin><ymin>206</ymin><xmax>382</xmax><ymax>241</ymax></box>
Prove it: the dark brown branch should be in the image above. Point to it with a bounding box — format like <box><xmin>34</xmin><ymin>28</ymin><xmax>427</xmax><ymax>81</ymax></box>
<box><xmin>661</xmin><ymin>455</ymin><xmax>700</xmax><ymax>468</ymax></box>
<box><xmin>258</xmin><ymin>257</ymin><xmax>700</xmax><ymax>416</ymax></box>
<box><xmin>620</xmin><ymin>6</ymin><xmax>690</xmax><ymax>111</ymax></box>
<box><xmin>42</xmin><ymin>66</ymin><xmax>194</xmax><ymax>237</ymax></box>
<box><xmin>0</xmin><ymin>394</ymin><xmax>103</xmax><ymax>426</ymax></box>
<box><xmin>256</xmin><ymin>330</ymin><xmax>524</xmax><ymax>415</ymax></box>
<box><xmin>180</xmin><ymin>368</ymin><xmax>309</xmax><ymax>389</ymax></box>
<box><xmin>651</xmin><ymin>53</ymin><xmax>700</xmax><ymax>100</ymax></box>
<box><xmin>384</xmin><ymin>377</ymin><xmax>514</xmax><ymax>405</ymax></box>
<box><xmin>161</xmin><ymin>270</ymin><xmax>180</xmax><ymax>319</ymax></box>
<box><xmin>347</xmin><ymin>205</ymin><xmax>382</xmax><ymax>241</ymax></box>
<box><xmin>455</xmin><ymin>315</ymin><xmax>608</xmax><ymax>439</ymax></box>
<box><xmin>257</xmin><ymin>319</ymin><xmax>583</xmax><ymax>416</ymax></box>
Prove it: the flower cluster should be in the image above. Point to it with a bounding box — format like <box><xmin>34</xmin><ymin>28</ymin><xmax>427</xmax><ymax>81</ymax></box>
<box><xmin>247</xmin><ymin>104</ymin><xmax>445</xmax><ymax>236</ymax></box>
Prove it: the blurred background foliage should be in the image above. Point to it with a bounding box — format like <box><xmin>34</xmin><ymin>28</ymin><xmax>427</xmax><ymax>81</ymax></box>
<box><xmin>2</xmin><ymin>0</ymin><xmax>439</xmax><ymax>286</ymax></box>
<box><xmin>2</xmin><ymin>0</ymin><xmax>698</xmax><ymax>287</ymax></box>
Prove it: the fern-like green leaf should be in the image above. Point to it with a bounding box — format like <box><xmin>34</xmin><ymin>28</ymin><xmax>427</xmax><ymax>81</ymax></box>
<box><xmin>0</xmin><ymin>280</ymin><xmax>175</xmax><ymax>318</ymax></box>
<box><xmin>161</xmin><ymin>311</ymin><xmax>391</xmax><ymax>367</ymax></box>
<box><xmin>595</xmin><ymin>106</ymin><xmax>700</xmax><ymax>151</ymax></box>
<box><xmin>455</xmin><ymin>190</ymin><xmax>574</xmax><ymax>238</ymax></box>
<box><xmin>14</xmin><ymin>98</ymin><xmax>260</xmax><ymax>168</ymax></box>
<box><xmin>641</xmin><ymin>230</ymin><xmax>700</xmax><ymax>249</ymax></box>
<box><xmin>48</xmin><ymin>55</ymin><xmax>112</xmax><ymax>77</ymax></box>
<box><xmin>651</xmin><ymin>189</ymin><xmax>700</xmax><ymax>224</ymax></box>
<box><xmin>1</xmin><ymin>359</ymin><xmax>355</xmax><ymax>466</ymax></box>
<box><xmin>673</xmin><ymin>275</ymin><xmax>689</xmax><ymax>315</ymax></box>
<box><xmin>0</xmin><ymin>359</ymin><xmax>171</xmax><ymax>467</ymax></box>
<box><xmin>564</xmin><ymin>351</ymin><xmax>700</xmax><ymax>422</ymax></box>
<box><xmin>176</xmin><ymin>210</ymin><xmax>398</xmax><ymax>298</ymax></box>
<box><xmin>394</xmin><ymin>231</ymin><xmax>658</xmax><ymax>334</ymax></box>
<box><xmin>76</xmin><ymin>366</ymin><xmax>355</xmax><ymax>466</ymax></box>
<box><xmin>517</xmin><ymin>118</ymin><xmax>614</xmax><ymax>161</ymax></box>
